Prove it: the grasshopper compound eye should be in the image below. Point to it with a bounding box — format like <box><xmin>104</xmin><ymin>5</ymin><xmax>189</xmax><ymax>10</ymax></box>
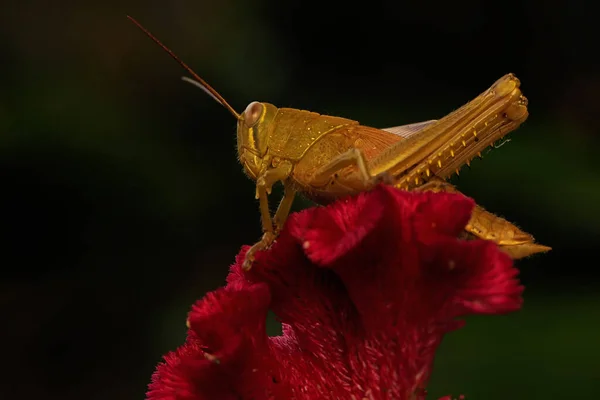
<box><xmin>244</xmin><ymin>101</ymin><xmax>264</xmax><ymax>126</ymax></box>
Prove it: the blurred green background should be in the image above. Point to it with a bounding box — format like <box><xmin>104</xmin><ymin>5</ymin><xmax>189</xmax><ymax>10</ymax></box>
<box><xmin>1</xmin><ymin>0</ymin><xmax>598</xmax><ymax>398</ymax></box>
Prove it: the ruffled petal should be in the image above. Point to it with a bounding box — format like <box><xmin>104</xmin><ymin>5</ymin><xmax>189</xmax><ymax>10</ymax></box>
<box><xmin>147</xmin><ymin>284</ymin><xmax>290</xmax><ymax>399</ymax></box>
<box><xmin>250</xmin><ymin>185</ymin><xmax>521</xmax><ymax>398</ymax></box>
<box><xmin>289</xmin><ymin>189</ymin><xmax>386</xmax><ymax>266</ymax></box>
<box><xmin>148</xmin><ymin>185</ymin><xmax>524</xmax><ymax>400</ymax></box>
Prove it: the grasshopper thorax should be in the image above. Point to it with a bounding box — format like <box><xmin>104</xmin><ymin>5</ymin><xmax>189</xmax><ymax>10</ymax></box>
<box><xmin>237</xmin><ymin>101</ymin><xmax>278</xmax><ymax>179</ymax></box>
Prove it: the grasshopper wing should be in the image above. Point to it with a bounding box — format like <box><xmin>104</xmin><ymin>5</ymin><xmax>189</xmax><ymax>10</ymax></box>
<box><xmin>381</xmin><ymin>120</ymin><xmax>437</xmax><ymax>138</ymax></box>
<box><xmin>350</xmin><ymin>120</ymin><xmax>438</xmax><ymax>160</ymax></box>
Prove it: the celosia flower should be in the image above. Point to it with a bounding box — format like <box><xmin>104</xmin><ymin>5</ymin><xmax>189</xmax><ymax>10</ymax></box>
<box><xmin>147</xmin><ymin>185</ymin><xmax>523</xmax><ymax>400</ymax></box>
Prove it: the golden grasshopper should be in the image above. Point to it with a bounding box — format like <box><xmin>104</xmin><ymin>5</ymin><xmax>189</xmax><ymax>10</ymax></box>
<box><xmin>129</xmin><ymin>17</ymin><xmax>551</xmax><ymax>270</ymax></box>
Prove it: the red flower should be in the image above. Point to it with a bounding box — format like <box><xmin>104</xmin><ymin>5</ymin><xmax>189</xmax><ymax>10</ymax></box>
<box><xmin>147</xmin><ymin>185</ymin><xmax>523</xmax><ymax>400</ymax></box>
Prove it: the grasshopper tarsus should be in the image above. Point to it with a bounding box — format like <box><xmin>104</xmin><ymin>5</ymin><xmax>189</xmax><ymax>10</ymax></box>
<box><xmin>243</xmin><ymin>231</ymin><xmax>277</xmax><ymax>271</ymax></box>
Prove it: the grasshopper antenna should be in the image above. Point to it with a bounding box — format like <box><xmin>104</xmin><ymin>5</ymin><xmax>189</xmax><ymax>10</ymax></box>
<box><xmin>126</xmin><ymin>15</ymin><xmax>240</xmax><ymax>120</ymax></box>
<box><xmin>181</xmin><ymin>76</ymin><xmax>226</xmax><ymax>105</ymax></box>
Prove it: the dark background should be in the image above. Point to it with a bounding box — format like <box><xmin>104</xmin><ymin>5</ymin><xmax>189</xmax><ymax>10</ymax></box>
<box><xmin>1</xmin><ymin>0</ymin><xmax>598</xmax><ymax>398</ymax></box>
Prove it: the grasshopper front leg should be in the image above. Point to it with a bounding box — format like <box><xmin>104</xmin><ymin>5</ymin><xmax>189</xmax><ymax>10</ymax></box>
<box><xmin>243</xmin><ymin>161</ymin><xmax>294</xmax><ymax>270</ymax></box>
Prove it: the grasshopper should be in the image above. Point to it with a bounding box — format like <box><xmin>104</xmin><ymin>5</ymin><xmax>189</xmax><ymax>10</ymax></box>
<box><xmin>129</xmin><ymin>16</ymin><xmax>551</xmax><ymax>270</ymax></box>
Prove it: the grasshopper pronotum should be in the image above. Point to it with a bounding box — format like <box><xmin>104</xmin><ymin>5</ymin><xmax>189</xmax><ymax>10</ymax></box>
<box><xmin>128</xmin><ymin>16</ymin><xmax>550</xmax><ymax>270</ymax></box>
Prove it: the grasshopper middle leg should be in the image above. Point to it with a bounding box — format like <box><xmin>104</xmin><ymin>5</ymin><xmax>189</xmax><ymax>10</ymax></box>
<box><xmin>273</xmin><ymin>184</ymin><xmax>297</xmax><ymax>232</ymax></box>
<box><xmin>311</xmin><ymin>148</ymin><xmax>372</xmax><ymax>186</ymax></box>
<box><xmin>310</xmin><ymin>147</ymin><xmax>394</xmax><ymax>188</ymax></box>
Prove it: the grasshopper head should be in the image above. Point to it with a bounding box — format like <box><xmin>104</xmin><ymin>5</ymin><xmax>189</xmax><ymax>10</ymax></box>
<box><xmin>237</xmin><ymin>101</ymin><xmax>278</xmax><ymax>179</ymax></box>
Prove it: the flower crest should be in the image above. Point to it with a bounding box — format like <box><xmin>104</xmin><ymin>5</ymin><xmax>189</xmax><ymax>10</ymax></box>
<box><xmin>147</xmin><ymin>185</ymin><xmax>523</xmax><ymax>400</ymax></box>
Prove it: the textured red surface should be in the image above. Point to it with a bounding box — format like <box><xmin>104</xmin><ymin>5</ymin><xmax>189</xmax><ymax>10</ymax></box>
<box><xmin>147</xmin><ymin>185</ymin><xmax>523</xmax><ymax>400</ymax></box>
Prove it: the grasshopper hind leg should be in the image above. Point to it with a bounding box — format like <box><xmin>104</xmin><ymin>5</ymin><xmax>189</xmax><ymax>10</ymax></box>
<box><xmin>466</xmin><ymin>204</ymin><xmax>552</xmax><ymax>259</ymax></box>
<box><xmin>412</xmin><ymin>178</ymin><xmax>551</xmax><ymax>259</ymax></box>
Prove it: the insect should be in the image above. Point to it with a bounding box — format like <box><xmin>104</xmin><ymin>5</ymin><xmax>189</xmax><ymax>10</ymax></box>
<box><xmin>128</xmin><ymin>16</ymin><xmax>551</xmax><ymax>270</ymax></box>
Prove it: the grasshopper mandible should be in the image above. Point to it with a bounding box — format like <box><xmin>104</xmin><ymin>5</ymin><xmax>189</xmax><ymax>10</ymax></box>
<box><xmin>128</xmin><ymin>16</ymin><xmax>551</xmax><ymax>270</ymax></box>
